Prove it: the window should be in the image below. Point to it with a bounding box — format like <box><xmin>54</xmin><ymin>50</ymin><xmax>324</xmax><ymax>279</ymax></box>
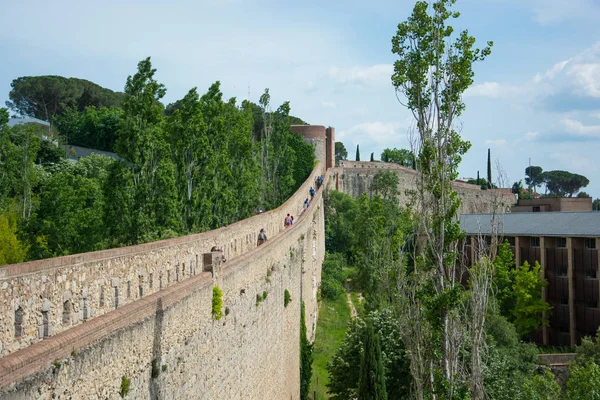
<box><xmin>530</xmin><ymin>237</ymin><xmax>540</xmax><ymax>248</ymax></box>
<box><xmin>99</xmin><ymin>286</ymin><xmax>105</xmax><ymax>307</ymax></box>
<box><xmin>560</xmin><ymin>297</ymin><xmax>569</xmax><ymax>305</ymax></box>
<box><xmin>586</xmin><ymin>268</ymin><xmax>598</xmax><ymax>279</ymax></box>
<box><xmin>114</xmin><ymin>286</ymin><xmax>119</xmax><ymax>308</ymax></box>
<box><xmin>557</xmin><ymin>265</ymin><xmax>568</xmax><ymax>277</ymax></box>
<box><xmin>533</xmin><ymin>206</ymin><xmax>541</xmax><ymax>212</ymax></box>
<box><xmin>556</xmin><ymin>237</ymin><xmax>567</xmax><ymax>248</ymax></box>
<box><xmin>83</xmin><ymin>299</ymin><xmax>89</xmax><ymax>320</ymax></box>
<box><xmin>42</xmin><ymin>310</ymin><xmax>49</xmax><ymax>338</ymax></box>
<box><xmin>586</xmin><ymin>299</ymin><xmax>598</xmax><ymax>308</ymax></box>
<box><xmin>559</xmin><ymin>326</ymin><xmax>569</xmax><ymax>333</ymax></box>
<box><xmin>485</xmin><ymin>236</ymin><xmax>493</xmax><ymax>246</ymax></box>
<box><xmin>585</xmin><ymin>238</ymin><xmax>597</xmax><ymax>249</ymax></box>
<box><xmin>127</xmin><ymin>281</ymin><xmax>131</xmax><ymax>299</ymax></box>
<box><xmin>63</xmin><ymin>300</ymin><xmax>71</xmax><ymax>325</ymax></box>
<box><xmin>139</xmin><ymin>276</ymin><xmax>144</xmax><ymax>298</ymax></box>
<box><xmin>15</xmin><ymin>307</ymin><xmax>23</xmax><ymax>338</ymax></box>
<box><xmin>505</xmin><ymin>237</ymin><xmax>516</xmax><ymax>247</ymax></box>
<box><xmin>149</xmin><ymin>273</ymin><xmax>153</xmax><ymax>289</ymax></box>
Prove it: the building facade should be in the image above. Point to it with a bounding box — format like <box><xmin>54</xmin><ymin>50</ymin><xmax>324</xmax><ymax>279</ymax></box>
<box><xmin>461</xmin><ymin>212</ymin><xmax>600</xmax><ymax>347</ymax></box>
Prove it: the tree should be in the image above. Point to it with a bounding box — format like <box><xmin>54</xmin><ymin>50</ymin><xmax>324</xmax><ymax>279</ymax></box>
<box><xmin>392</xmin><ymin>0</ymin><xmax>492</xmax><ymax>398</ymax></box>
<box><xmin>566</xmin><ymin>360</ymin><xmax>600</xmax><ymax>400</ymax></box>
<box><xmin>300</xmin><ymin>301</ymin><xmax>313</xmax><ymax>400</ymax></box>
<box><xmin>53</xmin><ymin>105</ymin><xmax>123</xmax><ymax>152</ymax></box>
<box><xmin>512</xmin><ymin>261</ymin><xmax>551</xmax><ymax>337</ymax></box>
<box><xmin>370</xmin><ymin>170</ymin><xmax>399</xmax><ymax>199</ymax></box>
<box><xmin>512</xmin><ymin>180</ymin><xmax>523</xmax><ymax>195</ymax></box>
<box><xmin>577</xmin><ymin>191</ymin><xmax>590</xmax><ymax>198</ymax></box>
<box><xmin>0</xmin><ymin>207</ymin><xmax>28</xmax><ymax>265</ymax></box>
<box><xmin>356</xmin><ymin>144</ymin><xmax>360</xmax><ymax>161</ymax></box>
<box><xmin>6</xmin><ymin>76</ymin><xmax>125</xmax><ymax>122</ymax></box>
<box><xmin>487</xmin><ymin>148</ymin><xmax>492</xmax><ymax>186</ymax></box>
<box><xmin>328</xmin><ymin>310</ymin><xmax>411</xmax><ymax>399</ymax></box>
<box><xmin>370</xmin><ymin>152</ymin><xmax>375</xmax><ymax>162</ymax></box>
<box><xmin>524</xmin><ymin>166</ymin><xmax>543</xmax><ymax>194</ymax></box>
<box><xmin>594</xmin><ymin>198</ymin><xmax>600</xmax><ymax>211</ymax></box>
<box><xmin>520</xmin><ymin>368</ymin><xmax>561</xmax><ymax>400</ymax></box>
<box><xmin>380</xmin><ymin>148</ymin><xmax>415</xmax><ymax>168</ymax></box>
<box><xmin>391</xmin><ymin>0</ymin><xmax>492</xmax><ymax>397</ymax></box>
<box><xmin>335</xmin><ymin>142</ymin><xmax>348</xmax><ymax>164</ymax></box>
<box><xmin>542</xmin><ymin>170</ymin><xmax>589</xmax><ymax>197</ymax></box>
<box><xmin>477</xmin><ymin>170</ymin><xmax>480</xmax><ymax>185</ymax></box>
<box><xmin>105</xmin><ymin>57</ymin><xmax>179</xmax><ymax>245</ymax></box>
<box><xmin>358</xmin><ymin>322</ymin><xmax>388</xmax><ymax>400</ymax></box>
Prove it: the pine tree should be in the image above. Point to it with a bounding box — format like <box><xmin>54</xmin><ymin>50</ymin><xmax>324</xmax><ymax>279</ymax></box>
<box><xmin>358</xmin><ymin>323</ymin><xmax>387</xmax><ymax>400</ymax></box>
<box><xmin>356</xmin><ymin>144</ymin><xmax>360</xmax><ymax>161</ymax></box>
<box><xmin>487</xmin><ymin>148</ymin><xmax>492</xmax><ymax>188</ymax></box>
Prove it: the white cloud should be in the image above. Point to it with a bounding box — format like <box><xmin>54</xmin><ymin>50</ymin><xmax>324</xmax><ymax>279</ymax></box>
<box><xmin>337</xmin><ymin>121</ymin><xmax>410</xmax><ymax>151</ymax></box>
<box><xmin>533</xmin><ymin>59</ymin><xmax>571</xmax><ymax>83</ymax></box>
<box><xmin>524</xmin><ymin>131</ymin><xmax>540</xmax><ymax>141</ymax></box>
<box><xmin>328</xmin><ymin>64</ymin><xmax>393</xmax><ymax>86</ymax></box>
<box><xmin>561</xmin><ymin>118</ymin><xmax>600</xmax><ymax>138</ymax></box>
<box><xmin>321</xmin><ymin>101</ymin><xmax>336</xmax><ymax>109</ymax></box>
<box><xmin>464</xmin><ymin>82</ymin><xmax>523</xmax><ymax>99</ymax></box>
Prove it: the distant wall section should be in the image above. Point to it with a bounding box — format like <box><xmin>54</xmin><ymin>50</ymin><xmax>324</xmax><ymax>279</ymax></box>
<box><xmin>329</xmin><ymin>162</ymin><xmax>515</xmax><ymax>214</ymax></box>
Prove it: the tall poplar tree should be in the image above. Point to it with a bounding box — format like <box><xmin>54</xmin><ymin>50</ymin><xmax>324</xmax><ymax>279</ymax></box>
<box><xmin>487</xmin><ymin>148</ymin><xmax>492</xmax><ymax>188</ymax></box>
<box><xmin>106</xmin><ymin>57</ymin><xmax>179</xmax><ymax>244</ymax></box>
<box><xmin>391</xmin><ymin>1</ymin><xmax>492</xmax><ymax>397</ymax></box>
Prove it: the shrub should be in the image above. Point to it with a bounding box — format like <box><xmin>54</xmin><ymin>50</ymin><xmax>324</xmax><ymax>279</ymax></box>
<box><xmin>151</xmin><ymin>359</ymin><xmax>159</xmax><ymax>379</ymax></box>
<box><xmin>212</xmin><ymin>286</ymin><xmax>223</xmax><ymax>320</ymax></box>
<box><xmin>120</xmin><ymin>376</ymin><xmax>131</xmax><ymax>398</ymax></box>
<box><xmin>284</xmin><ymin>289</ymin><xmax>292</xmax><ymax>307</ymax></box>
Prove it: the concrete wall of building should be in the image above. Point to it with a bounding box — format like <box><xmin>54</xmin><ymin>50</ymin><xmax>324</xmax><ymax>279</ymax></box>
<box><xmin>0</xmin><ymin>173</ymin><xmax>326</xmax><ymax>399</ymax></box>
<box><xmin>328</xmin><ymin>162</ymin><xmax>515</xmax><ymax>214</ymax></box>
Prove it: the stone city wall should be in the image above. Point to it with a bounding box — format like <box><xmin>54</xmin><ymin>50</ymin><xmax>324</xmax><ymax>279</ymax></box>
<box><xmin>0</xmin><ymin>173</ymin><xmax>325</xmax><ymax>399</ymax></box>
<box><xmin>329</xmin><ymin>162</ymin><xmax>515</xmax><ymax>214</ymax></box>
<box><xmin>0</xmin><ymin>162</ymin><xmax>324</xmax><ymax>358</ymax></box>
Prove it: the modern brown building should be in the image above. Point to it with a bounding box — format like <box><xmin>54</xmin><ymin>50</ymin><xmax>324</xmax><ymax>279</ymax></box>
<box><xmin>460</xmin><ymin>212</ymin><xmax>600</xmax><ymax>347</ymax></box>
<box><xmin>512</xmin><ymin>197</ymin><xmax>592</xmax><ymax>213</ymax></box>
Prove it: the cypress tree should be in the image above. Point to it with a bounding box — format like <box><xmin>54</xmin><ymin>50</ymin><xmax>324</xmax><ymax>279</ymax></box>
<box><xmin>300</xmin><ymin>301</ymin><xmax>313</xmax><ymax>400</ymax></box>
<box><xmin>358</xmin><ymin>322</ymin><xmax>387</xmax><ymax>400</ymax></box>
<box><xmin>356</xmin><ymin>144</ymin><xmax>361</xmax><ymax>161</ymax></box>
<box><xmin>370</xmin><ymin>152</ymin><xmax>374</xmax><ymax>162</ymax></box>
<box><xmin>487</xmin><ymin>148</ymin><xmax>492</xmax><ymax>188</ymax></box>
<box><xmin>476</xmin><ymin>170</ymin><xmax>480</xmax><ymax>185</ymax></box>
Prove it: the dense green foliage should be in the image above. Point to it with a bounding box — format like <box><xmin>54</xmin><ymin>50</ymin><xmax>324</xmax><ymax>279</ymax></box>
<box><xmin>380</xmin><ymin>147</ymin><xmax>415</xmax><ymax>168</ymax></box>
<box><xmin>327</xmin><ymin>310</ymin><xmax>410</xmax><ymax>399</ymax></box>
<box><xmin>512</xmin><ymin>261</ymin><xmax>551</xmax><ymax>336</ymax></box>
<box><xmin>358</xmin><ymin>322</ymin><xmax>388</xmax><ymax>400</ymax></box>
<box><xmin>522</xmin><ymin>165</ymin><xmax>589</xmax><ymax>197</ymax></box>
<box><xmin>321</xmin><ymin>252</ymin><xmax>346</xmax><ymax>300</ymax></box>
<box><xmin>53</xmin><ymin>106</ymin><xmax>123</xmax><ymax>152</ymax></box>
<box><xmin>335</xmin><ymin>142</ymin><xmax>348</xmax><ymax>164</ymax></box>
<box><xmin>6</xmin><ymin>76</ymin><xmax>126</xmax><ymax>122</ymax></box>
<box><xmin>0</xmin><ymin>58</ymin><xmax>314</xmax><ymax>265</ymax></box>
<box><xmin>300</xmin><ymin>301</ymin><xmax>313</xmax><ymax>400</ymax></box>
<box><xmin>212</xmin><ymin>286</ymin><xmax>223</xmax><ymax>320</ymax></box>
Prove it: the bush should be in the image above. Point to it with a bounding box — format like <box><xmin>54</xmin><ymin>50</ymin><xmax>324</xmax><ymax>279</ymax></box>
<box><xmin>321</xmin><ymin>252</ymin><xmax>345</xmax><ymax>300</ymax></box>
<box><xmin>212</xmin><ymin>286</ymin><xmax>223</xmax><ymax>320</ymax></box>
<box><xmin>120</xmin><ymin>376</ymin><xmax>131</xmax><ymax>398</ymax></box>
<box><xmin>284</xmin><ymin>289</ymin><xmax>292</xmax><ymax>307</ymax></box>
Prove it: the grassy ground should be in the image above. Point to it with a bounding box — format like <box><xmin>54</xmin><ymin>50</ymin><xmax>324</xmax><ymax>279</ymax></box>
<box><xmin>310</xmin><ymin>293</ymin><xmax>352</xmax><ymax>399</ymax></box>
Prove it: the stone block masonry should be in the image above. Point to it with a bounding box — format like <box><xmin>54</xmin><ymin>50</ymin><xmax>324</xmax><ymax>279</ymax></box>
<box><xmin>0</xmin><ymin>160</ymin><xmax>324</xmax><ymax>359</ymax></box>
<box><xmin>0</xmin><ymin>172</ymin><xmax>326</xmax><ymax>399</ymax></box>
<box><xmin>330</xmin><ymin>162</ymin><xmax>515</xmax><ymax>214</ymax></box>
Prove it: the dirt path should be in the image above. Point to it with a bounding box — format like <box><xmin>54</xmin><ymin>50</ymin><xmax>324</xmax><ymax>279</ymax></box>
<box><xmin>346</xmin><ymin>292</ymin><xmax>357</xmax><ymax>318</ymax></box>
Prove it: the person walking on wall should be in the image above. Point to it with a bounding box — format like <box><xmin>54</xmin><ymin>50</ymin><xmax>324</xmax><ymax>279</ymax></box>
<box><xmin>284</xmin><ymin>214</ymin><xmax>292</xmax><ymax>227</ymax></box>
<box><xmin>257</xmin><ymin>228</ymin><xmax>268</xmax><ymax>246</ymax></box>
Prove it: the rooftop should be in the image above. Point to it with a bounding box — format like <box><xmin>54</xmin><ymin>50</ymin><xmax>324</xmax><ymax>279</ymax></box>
<box><xmin>460</xmin><ymin>212</ymin><xmax>600</xmax><ymax>237</ymax></box>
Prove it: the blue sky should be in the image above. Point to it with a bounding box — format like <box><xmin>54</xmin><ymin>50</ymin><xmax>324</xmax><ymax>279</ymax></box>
<box><xmin>2</xmin><ymin>0</ymin><xmax>600</xmax><ymax>198</ymax></box>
